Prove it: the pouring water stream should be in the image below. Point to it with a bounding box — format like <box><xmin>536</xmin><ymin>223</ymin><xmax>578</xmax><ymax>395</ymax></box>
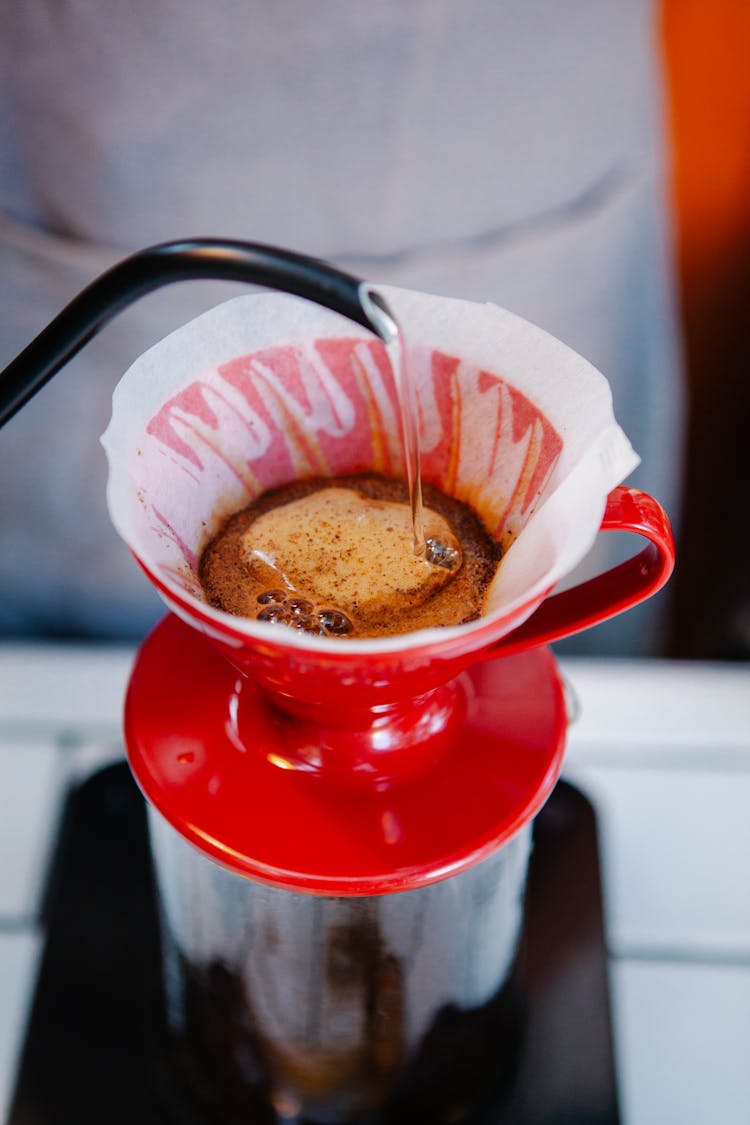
<box><xmin>360</xmin><ymin>284</ymin><xmax>427</xmax><ymax>559</ymax></box>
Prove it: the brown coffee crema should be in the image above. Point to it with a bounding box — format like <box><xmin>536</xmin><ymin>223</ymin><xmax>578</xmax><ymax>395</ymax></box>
<box><xmin>198</xmin><ymin>474</ymin><xmax>502</xmax><ymax>639</ymax></box>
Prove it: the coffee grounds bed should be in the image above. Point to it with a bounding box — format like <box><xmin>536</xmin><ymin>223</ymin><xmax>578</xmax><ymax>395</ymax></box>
<box><xmin>9</xmin><ymin>763</ymin><xmax>619</xmax><ymax>1125</ymax></box>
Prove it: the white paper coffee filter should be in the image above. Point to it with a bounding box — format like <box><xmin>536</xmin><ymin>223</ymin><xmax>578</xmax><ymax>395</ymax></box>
<box><xmin>101</xmin><ymin>285</ymin><xmax>639</xmax><ymax>647</ymax></box>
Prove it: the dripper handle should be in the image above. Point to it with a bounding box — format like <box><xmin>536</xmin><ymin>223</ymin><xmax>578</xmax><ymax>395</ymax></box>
<box><xmin>0</xmin><ymin>238</ymin><xmax>387</xmax><ymax>428</ymax></box>
<box><xmin>486</xmin><ymin>486</ymin><xmax>675</xmax><ymax>656</ymax></box>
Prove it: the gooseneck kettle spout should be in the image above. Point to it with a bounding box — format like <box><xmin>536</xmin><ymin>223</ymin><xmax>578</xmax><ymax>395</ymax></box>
<box><xmin>0</xmin><ymin>238</ymin><xmax>393</xmax><ymax>429</ymax></box>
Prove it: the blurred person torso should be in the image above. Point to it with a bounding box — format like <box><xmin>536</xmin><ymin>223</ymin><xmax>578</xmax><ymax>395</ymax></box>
<box><xmin>0</xmin><ymin>0</ymin><xmax>683</xmax><ymax>653</ymax></box>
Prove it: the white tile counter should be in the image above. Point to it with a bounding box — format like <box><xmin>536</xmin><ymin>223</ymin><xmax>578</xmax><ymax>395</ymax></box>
<box><xmin>0</xmin><ymin>645</ymin><xmax>748</xmax><ymax>1124</ymax></box>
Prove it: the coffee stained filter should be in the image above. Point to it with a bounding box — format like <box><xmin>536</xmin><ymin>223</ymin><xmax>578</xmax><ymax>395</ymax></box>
<box><xmin>101</xmin><ymin>285</ymin><xmax>639</xmax><ymax>650</ymax></box>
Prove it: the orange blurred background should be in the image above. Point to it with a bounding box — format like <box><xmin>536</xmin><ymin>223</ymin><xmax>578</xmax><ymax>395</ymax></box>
<box><xmin>661</xmin><ymin>0</ymin><xmax>750</xmax><ymax>658</ymax></box>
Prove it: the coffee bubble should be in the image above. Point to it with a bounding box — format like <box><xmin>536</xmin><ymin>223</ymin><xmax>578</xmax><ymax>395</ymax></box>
<box><xmin>425</xmin><ymin>538</ymin><xmax>461</xmax><ymax>571</ymax></box>
<box><xmin>257</xmin><ymin>604</ymin><xmax>289</xmax><ymax>625</ymax></box>
<box><xmin>318</xmin><ymin>608</ymin><xmax>353</xmax><ymax>636</ymax></box>
<box><xmin>295</xmin><ymin>619</ymin><xmax>326</xmax><ymax>635</ymax></box>
<box><xmin>288</xmin><ymin>598</ymin><xmax>314</xmax><ymax>617</ymax></box>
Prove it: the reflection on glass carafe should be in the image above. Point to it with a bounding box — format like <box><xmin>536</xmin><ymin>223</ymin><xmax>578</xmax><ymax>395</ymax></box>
<box><xmin>150</xmin><ymin>806</ymin><xmax>530</xmax><ymax>1124</ymax></box>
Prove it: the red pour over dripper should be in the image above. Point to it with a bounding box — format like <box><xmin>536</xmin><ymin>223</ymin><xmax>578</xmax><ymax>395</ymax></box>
<box><xmin>100</xmin><ymin>279</ymin><xmax>672</xmax><ymax>897</ymax></box>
